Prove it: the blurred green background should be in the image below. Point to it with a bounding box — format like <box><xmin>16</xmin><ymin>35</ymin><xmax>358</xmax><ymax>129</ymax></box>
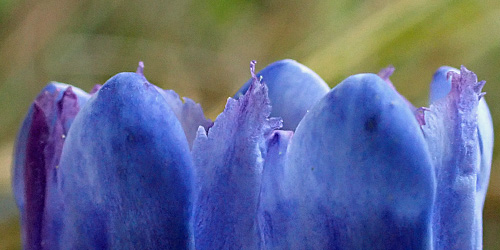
<box><xmin>1</xmin><ymin>0</ymin><xmax>499</xmax><ymax>249</ymax></box>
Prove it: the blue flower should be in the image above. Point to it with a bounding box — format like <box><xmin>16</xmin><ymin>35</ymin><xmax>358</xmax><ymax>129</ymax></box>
<box><xmin>13</xmin><ymin>60</ymin><xmax>493</xmax><ymax>249</ymax></box>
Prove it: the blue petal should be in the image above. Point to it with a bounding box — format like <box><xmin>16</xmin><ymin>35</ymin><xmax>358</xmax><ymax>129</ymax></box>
<box><xmin>156</xmin><ymin>89</ymin><xmax>212</xmax><ymax>149</ymax></box>
<box><xmin>235</xmin><ymin>59</ymin><xmax>329</xmax><ymax>130</ymax></box>
<box><xmin>257</xmin><ymin>130</ymin><xmax>293</xmax><ymax>249</ymax></box>
<box><xmin>58</xmin><ymin>72</ymin><xmax>194</xmax><ymax>249</ymax></box>
<box><xmin>423</xmin><ymin>66</ymin><xmax>489</xmax><ymax>249</ymax></box>
<box><xmin>192</xmin><ymin>62</ymin><xmax>281</xmax><ymax>249</ymax></box>
<box><xmin>12</xmin><ymin>83</ymin><xmax>90</xmax><ymax>250</ymax></box>
<box><xmin>283</xmin><ymin>73</ymin><xmax>435</xmax><ymax>249</ymax></box>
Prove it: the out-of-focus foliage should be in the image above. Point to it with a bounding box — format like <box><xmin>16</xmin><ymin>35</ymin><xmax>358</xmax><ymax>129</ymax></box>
<box><xmin>0</xmin><ymin>0</ymin><xmax>499</xmax><ymax>249</ymax></box>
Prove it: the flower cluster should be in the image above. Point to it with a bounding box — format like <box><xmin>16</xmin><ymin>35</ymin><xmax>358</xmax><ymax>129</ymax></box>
<box><xmin>13</xmin><ymin>60</ymin><xmax>493</xmax><ymax>249</ymax></box>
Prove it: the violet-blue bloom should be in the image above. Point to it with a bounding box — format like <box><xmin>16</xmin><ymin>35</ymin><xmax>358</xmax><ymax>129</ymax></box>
<box><xmin>13</xmin><ymin>83</ymin><xmax>91</xmax><ymax>249</ymax></box>
<box><xmin>13</xmin><ymin>60</ymin><xmax>493</xmax><ymax>250</ymax></box>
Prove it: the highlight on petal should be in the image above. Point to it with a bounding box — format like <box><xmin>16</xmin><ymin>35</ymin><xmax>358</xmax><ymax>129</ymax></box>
<box><xmin>58</xmin><ymin>72</ymin><xmax>194</xmax><ymax>249</ymax></box>
<box><xmin>422</xmin><ymin>66</ymin><xmax>490</xmax><ymax>250</ymax></box>
<box><xmin>12</xmin><ymin>83</ymin><xmax>90</xmax><ymax>250</ymax></box>
<box><xmin>474</xmin><ymin>97</ymin><xmax>494</xmax><ymax>248</ymax></box>
<box><xmin>283</xmin><ymin>73</ymin><xmax>435</xmax><ymax>249</ymax></box>
<box><xmin>477</xmin><ymin>98</ymin><xmax>494</xmax><ymax>206</ymax></box>
<box><xmin>192</xmin><ymin>61</ymin><xmax>281</xmax><ymax>249</ymax></box>
<box><xmin>234</xmin><ymin>59</ymin><xmax>329</xmax><ymax>130</ymax></box>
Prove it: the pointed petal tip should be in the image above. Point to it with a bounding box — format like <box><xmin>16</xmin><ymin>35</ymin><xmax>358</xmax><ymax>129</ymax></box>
<box><xmin>250</xmin><ymin>60</ymin><xmax>257</xmax><ymax>78</ymax></box>
<box><xmin>476</xmin><ymin>80</ymin><xmax>486</xmax><ymax>93</ymax></box>
<box><xmin>62</xmin><ymin>86</ymin><xmax>75</xmax><ymax>97</ymax></box>
<box><xmin>415</xmin><ymin>107</ymin><xmax>430</xmax><ymax>126</ymax></box>
<box><xmin>136</xmin><ymin>61</ymin><xmax>145</xmax><ymax>76</ymax></box>
<box><xmin>460</xmin><ymin>64</ymin><xmax>468</xmax><ymax>73</ymax></box>
<box><xmin>90</xmin><ymin>84</ymin><xmax>102</xmax><ymax>95</ymax></box>
<box><xmin>377</xmin><ymin>65</ymin><xmax>395</xmax><ymax>80</ymax></box>
<box><xmin>376</xmin><ymin>65</ymin><xmax>397</xmax><ymax>91</ymax></box>
<box><xmin>249</xmin><ymin>60</ymin><xmax>263</xmax><ymax>87</ymax></box>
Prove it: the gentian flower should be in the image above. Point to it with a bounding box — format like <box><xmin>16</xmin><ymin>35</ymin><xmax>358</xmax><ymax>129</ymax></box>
<box><xmin>13</xmin><ymin>59</ymin><xmax>493</xmax><ymax>249</ymax></box>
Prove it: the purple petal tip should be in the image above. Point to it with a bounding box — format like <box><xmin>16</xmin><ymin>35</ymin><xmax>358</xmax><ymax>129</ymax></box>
<box><xmin>415</xmin><ymin>107</ymin><xmax>429</xmax><ymax>126</ymax></box>
<box><xmin>377</xmin><ymin>65</ymin><xmax>397</xmax><ymax>91</ymax></box>
<box><xmin>448</xmin><ymin>66</ymin><xmax>484</xmax><ymax>102</ymax></box>
<box><xmin>377</xmin><ymin>65</ymin><xmax>395</xmax><ymax>80</ymax></box>
<box><xmin>476</xmin><ymin>80</ymin><xmax>486</xmax><ymax>93</ymax></box>
<box><xmin>136</xmin><ymin>61</ymin><xmax>145</xmax><ymax>76</ymax></box>
<box><xmin>250</xmin><ymin>60</ymin><xmax>259</xmax><ymax>82</ymax></box>
<box><xmin>90</xmin><ymin>84</ymin><xmax>102</xmax><ymax>95</ymax></box>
